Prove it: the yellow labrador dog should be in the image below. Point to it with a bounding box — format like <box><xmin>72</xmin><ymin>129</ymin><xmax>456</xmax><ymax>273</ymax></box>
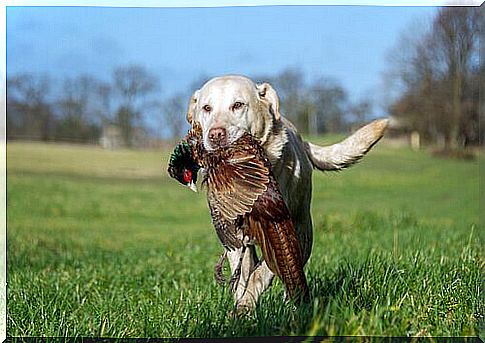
<box><xmin>186</xmin><ymin>75</ymin><xmax>388</xmax><ymax>311</ymax></box>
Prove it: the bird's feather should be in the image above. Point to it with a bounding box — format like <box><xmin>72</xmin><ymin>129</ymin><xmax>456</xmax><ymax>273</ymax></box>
<box><xmin>245</xmin><ymin>178</ymin><xmax>309</xmax><ymax>301</ymax></box>
<box><xmin>207</xmin><ymin>192</ymin><xmax>243</xmax><ymax>250</ymax></box>
<box><xmin>204</xmin><ymin>149</ymin><xmax>270</xmax><ymax>222</ymax></box>
<box><xmin>170</xmin><ymin>124</ymin><xmax>309</xmax><ymax>301</ymax></box>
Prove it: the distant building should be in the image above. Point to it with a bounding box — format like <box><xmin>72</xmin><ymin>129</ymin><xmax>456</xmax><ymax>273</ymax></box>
<box><xmin>100</xmin><ymin>124</ymin><xmax>163</xmax><ymax>149</ymax></box>
<box><xmin>385</xmin><ymin>116</ymin><xmax>420</xmax><ymax>150</ymax></box>
<box><xmin>100</xmin><ymin>125</ymin><xmax>122</xmax><ymax>149</ymax></box>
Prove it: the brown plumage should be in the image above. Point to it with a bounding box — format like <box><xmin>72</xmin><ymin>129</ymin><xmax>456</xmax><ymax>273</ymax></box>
<box><xmin>171</xmin><ymin>123</ymin><xmax>309</xmax><ymax>302</ymax></box>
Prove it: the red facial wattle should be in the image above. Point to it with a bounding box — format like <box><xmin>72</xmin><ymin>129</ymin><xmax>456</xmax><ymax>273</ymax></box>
<box><xmin>183</xmin><ymin>169</ymin><xmax>192</xmax><ymax>184</ymax></box>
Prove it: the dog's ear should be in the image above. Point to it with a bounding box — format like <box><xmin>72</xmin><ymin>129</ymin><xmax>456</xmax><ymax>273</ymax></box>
<box><xmin>257</xmin><ymin>82</ymin><xmax>281</xmax><ymax>121</ymax></box>
<box><xmin>186</xmin><ymin>89</ymin><xmax>200</xmax><ymax>124</ymax></box>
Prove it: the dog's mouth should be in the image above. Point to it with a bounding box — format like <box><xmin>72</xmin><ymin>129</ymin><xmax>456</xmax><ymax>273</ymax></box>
<box><xmin>205</xmin><ymin>125</ymin><xmax>246</xmax><ymax>150</ymax></box>
<box><xmin>211</xmin><ymin>136</ymin><xmax>228</xmax><ymax>148</ymax></box>
<box><xmin>205</xmin><ymin>134</ymin><xmax>227</xmax><ymax>151</ymax></box>
<box><xmin>206</xmin><ymin>138</ymin><xmax>229</xmax><ymax>151</ymax></box>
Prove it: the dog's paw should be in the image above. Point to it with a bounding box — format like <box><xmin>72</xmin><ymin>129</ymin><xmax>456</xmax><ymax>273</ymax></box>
<box><xmin>232</xmin><ymin>296</ymin><xmax>257</xmax><ymax>317</ymax></box>
<box><xmin>228</xmin><ymin>303</ymin><xmax>253</xmax><ymax>318</ymax></box>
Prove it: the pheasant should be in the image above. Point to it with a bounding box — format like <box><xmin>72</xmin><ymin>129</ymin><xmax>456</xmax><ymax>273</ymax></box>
<box><xmin>167</xmin><ymin>123</ymin><xmax>310</xmax><ymax>302</ymax></box>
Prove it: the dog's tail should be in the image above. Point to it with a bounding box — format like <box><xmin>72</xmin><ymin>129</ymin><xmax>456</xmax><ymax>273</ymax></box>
<box><xmin>303</xmin><ymin>118</ymin><xmax>389</xmax><ymax>171</ymax></box>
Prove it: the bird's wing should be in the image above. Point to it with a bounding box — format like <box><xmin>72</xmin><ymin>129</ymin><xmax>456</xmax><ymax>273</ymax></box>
<box><xmin>206</xmin><ymin>149</ymin><xmax>270</xmax><ymax>222</ymax></box>
<box><xmin>207</xmin><ymin>191</ymin><xmax>243</xmax><ymax>251</ymax></box>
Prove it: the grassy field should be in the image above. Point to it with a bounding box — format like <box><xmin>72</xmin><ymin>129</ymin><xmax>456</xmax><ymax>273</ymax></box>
<box><xmin>6</xmin><ymin>139</ymin><xmax>483</xmax><ymax>338</ymax></box>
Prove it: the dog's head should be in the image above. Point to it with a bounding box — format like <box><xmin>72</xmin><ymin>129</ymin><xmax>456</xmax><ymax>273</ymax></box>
<box><xmin>186</xmin><ymin>75</ymin><xmax>282</xmax><ymax>151</ymax></box>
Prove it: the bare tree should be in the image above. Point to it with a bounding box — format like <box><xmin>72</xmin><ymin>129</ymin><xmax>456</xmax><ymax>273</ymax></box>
<box><xmin>55</xmin><ymin>75</ymin><xmax>108</xmax><ymax>142</ymax></box>
<box><xmin>112</xmin><ymin>65</ymin><xmax>158</xmax><ymax>146</ymax></box>
<box><xmin>385</xmin><ymin>7</ymin><xmax>481</xmax><ymax>150</ymax></box>
<box><xmin>160</xmin><ymin>93</ymin><xmax>189</xmax><ymax>141</ymax></box>
<box><xmin>7</xmin><ymin>74</ymin><xmax>54</xmax><ymax>140</ymax></box>
<box><xmin>432</xmin><ymin>7</ymin><xmax>480</xmax><ymax>148</ymax></box>
<box><xmin>254</xmin><ymin>69</ymin><xmax>352</xmax><ymax>135</ymax></box>
<box><xmin>93</xmin><ymin>81</ymin><xmax>113</xmax><ymax>125</ymax></box>
<box><xmin>349</xmin><ymin>99</ymin><xmax>372</xmax><ymax>127</ymax></box>
<box><xmin>309</xmin><ymin>77</ymin><xmax>349</xmax><ymax>134</ymax></box>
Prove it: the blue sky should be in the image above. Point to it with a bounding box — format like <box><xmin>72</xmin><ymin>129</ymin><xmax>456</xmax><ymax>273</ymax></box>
<box><xmin>6</xmin><ymin>5</ymin><xmax>437</xmax><ymax>116</ymax></box>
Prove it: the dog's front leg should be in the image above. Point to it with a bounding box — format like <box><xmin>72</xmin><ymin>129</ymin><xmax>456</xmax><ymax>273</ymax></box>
<box><xmin>226</xmin><ymin>245</ymin><xmax>257</xmax><ymax>302</ymax></box>
<box><xmin>235</xmin><ymin>260</ymin><xmax>274</xmax><ymax>311</ymax></box>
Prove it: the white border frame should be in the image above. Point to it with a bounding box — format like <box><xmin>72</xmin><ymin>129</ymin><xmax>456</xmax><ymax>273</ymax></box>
<box><xmin>0</xmin><ymin>1</ymin><xmax>482</xmax><ymax>341</ymax></box>
<box><xmin>3</xmin><ymin>0</ymin><xmax>485</xmax><ymax>6</ymax></box>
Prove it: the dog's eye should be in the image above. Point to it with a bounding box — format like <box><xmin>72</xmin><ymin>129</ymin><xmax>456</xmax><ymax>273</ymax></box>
<box><xmin>232</xmin><ymin>102</ymin><xmax>244</xmax><ymax>111</ymax></box>
<box><xmin>202</xmin><ymin>105</ymin><xmax>212</xmax><ymax>112</ymax></box>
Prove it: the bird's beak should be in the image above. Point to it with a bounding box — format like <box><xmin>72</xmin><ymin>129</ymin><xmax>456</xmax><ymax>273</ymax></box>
<box><xmin>188</xmin><ymin>181</ymin><xmax>198</xmax><ymax>192</ymax></box>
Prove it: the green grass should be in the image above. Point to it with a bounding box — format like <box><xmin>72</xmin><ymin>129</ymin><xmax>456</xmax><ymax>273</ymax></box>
<box><xmin>6</xmin><ymin>141</ymin><xmax>483</xmax><ymax>338</ymax></box>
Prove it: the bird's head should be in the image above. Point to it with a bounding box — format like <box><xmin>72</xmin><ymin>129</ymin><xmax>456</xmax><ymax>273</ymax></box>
<box><xmin>167</xmin><ymin>141</ymin><xmax>200</xmax><ymax>192</ymax></box>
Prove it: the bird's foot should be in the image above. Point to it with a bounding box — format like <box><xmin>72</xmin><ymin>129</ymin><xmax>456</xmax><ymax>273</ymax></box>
<box><xmin>214</xmin><ymin>251</ymin><xmax>227</xmax><ymax>286</ymax></box>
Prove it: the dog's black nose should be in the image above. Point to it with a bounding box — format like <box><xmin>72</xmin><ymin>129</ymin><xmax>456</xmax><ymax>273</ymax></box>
<box><xmin>209</xmin><ymin>127</ymin><xmax>227</xmax><ymax>146</ymax></box>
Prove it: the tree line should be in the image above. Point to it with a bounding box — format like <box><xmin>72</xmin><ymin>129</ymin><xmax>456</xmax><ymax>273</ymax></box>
<box><xmin>7</xmin><ymin>66</ymin><xmax>369</xmax><ymax>146</ymax></box>
<box><xmin>7</xmin><ymin>7</ymin><xmax>483</xmax><ymax>150</ymax></box>
<box><xmin>7</xmin><ymin>65</ymin><xmax>160</xmax><ymax>146</ymax></box>
<box><xmin>385</xmin><ymin>7</ymin><xmax>483</xmax><ymax>150</ymax></box>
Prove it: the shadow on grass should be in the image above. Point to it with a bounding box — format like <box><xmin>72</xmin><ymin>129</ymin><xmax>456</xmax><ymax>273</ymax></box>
<box><xmin>184</xmin><ymin>264</ymin><xmax>372</xmax><ymax>338</ymax></box>
<box><xmin>186</xmin><ymin>249</ymin><xmax>422</xmax><ymax>338</ymax></box>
